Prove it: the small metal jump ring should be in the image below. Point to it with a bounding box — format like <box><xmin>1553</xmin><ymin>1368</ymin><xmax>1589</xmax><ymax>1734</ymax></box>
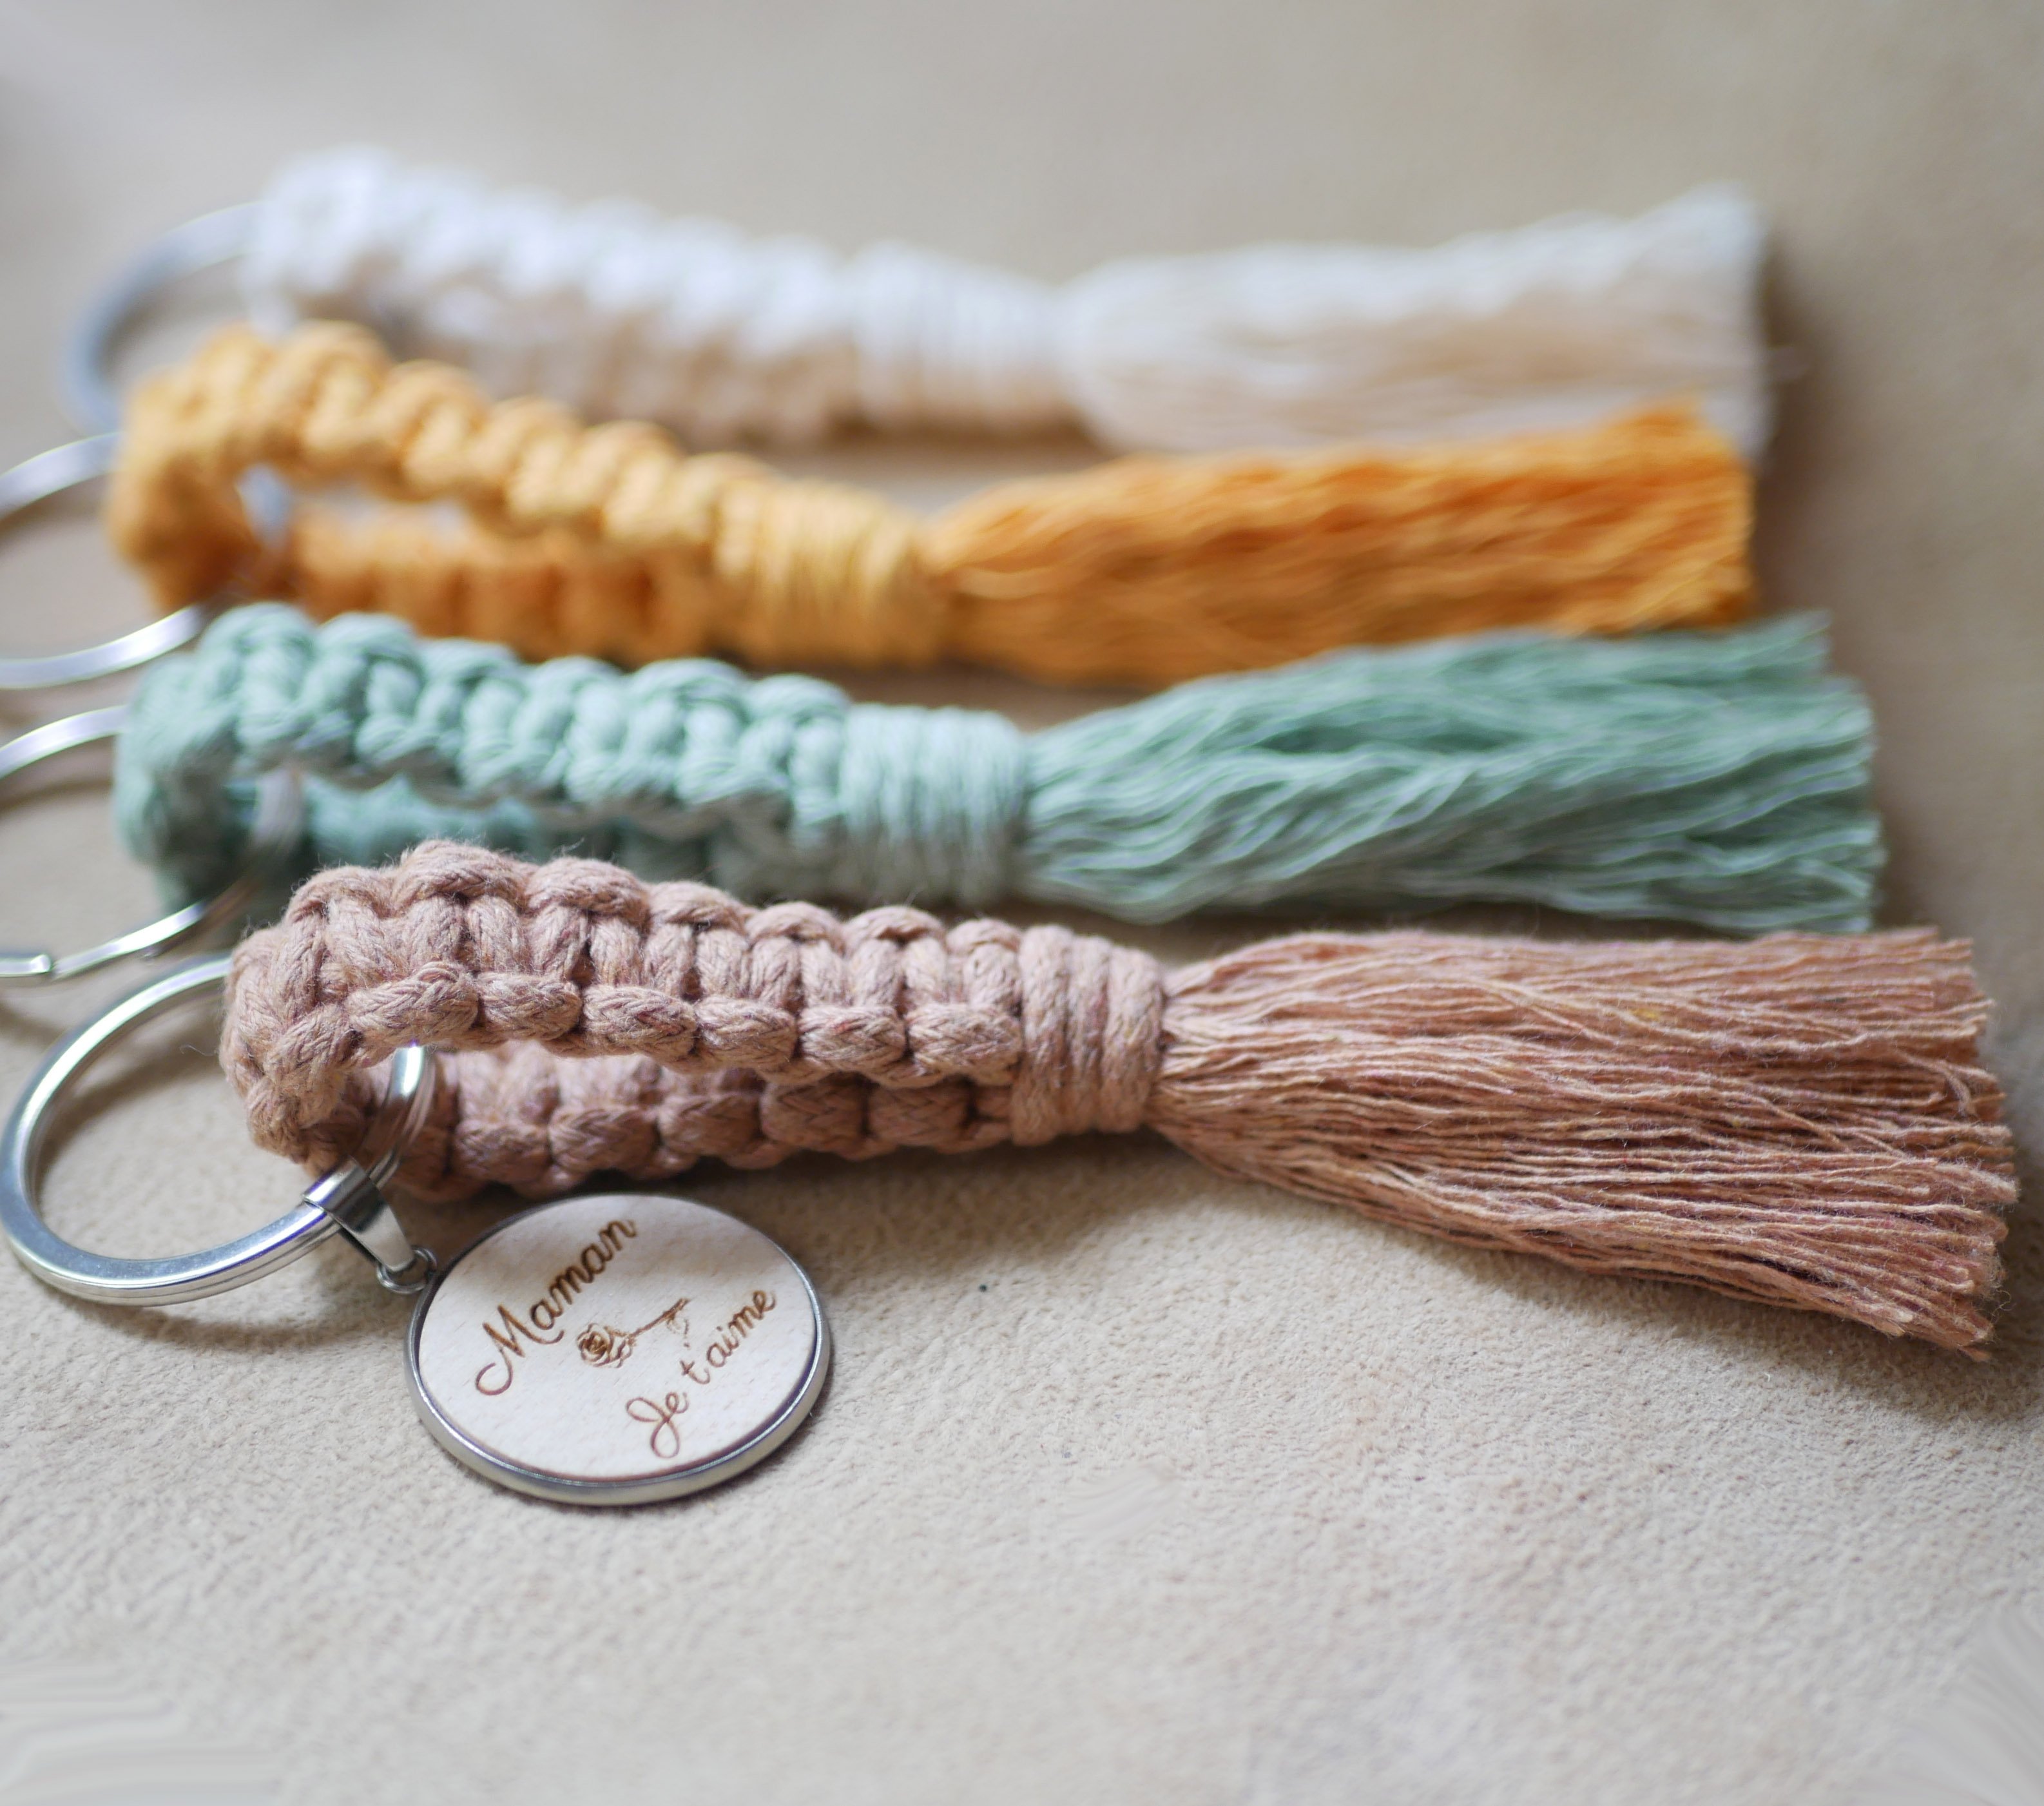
<box><xmin>64</xmin><ymin>203</ymin><xmax>258</xmax><ymax>435</ymax></box>
<box><xmin>0</xmin><ymin>435</ymin><xmax>213</xmax><ymax>692</ymax></box>
<box><xmin>0</xmin><ymin>706</ymin><xmax>304</xmax><ymax>985</ymax></box>
<box><xmin>0</xmin><ymin>952</ymin><xmax>438</xmax><ymax>1306</ymax></box>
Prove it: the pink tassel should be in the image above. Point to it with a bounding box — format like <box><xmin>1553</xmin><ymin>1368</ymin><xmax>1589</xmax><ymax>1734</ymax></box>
<box><xmin>1155</xmin><ymin>931</ymin><xmax>2010</xmax><ymax>1351</ymax></box>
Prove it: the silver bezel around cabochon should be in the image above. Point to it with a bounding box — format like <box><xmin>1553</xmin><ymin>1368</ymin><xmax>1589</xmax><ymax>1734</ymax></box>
<box><xmin>407</xmin><ymin>1193</ymin><xmax>829</xmax><ymax>1505</ymax></box>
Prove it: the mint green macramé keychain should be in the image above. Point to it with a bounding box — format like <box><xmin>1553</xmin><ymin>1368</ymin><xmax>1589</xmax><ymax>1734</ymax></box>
<box><xmin>111</xmin><ymin>606</ymin><xmax>1876</xmax><ymax>935</ymax></box>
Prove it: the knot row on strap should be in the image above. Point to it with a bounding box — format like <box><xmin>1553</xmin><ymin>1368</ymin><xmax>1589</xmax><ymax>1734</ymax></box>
<box><xmin>222</xmin><ymin>841</ymin><xmax>1165</xmax><ymax>1179</ymax></box>
<box><xmin>249</xmin><ymin>148</ymin><xmax>1074</xmax><ymax>443</ymax></box>
<box><xmin>111</xmin><ymin>322</ymin><xmax>941</xmax><ymax>668</ymax></box>
<box><xmin>117</xmin><ymin>605</ymin><xmax>1025</xmax><ymax>907</ymax></box>
<box><xmin>416</xmin><ymin>1054</ymin><xmax>1025</xmax><ymax>1201</ymax></box>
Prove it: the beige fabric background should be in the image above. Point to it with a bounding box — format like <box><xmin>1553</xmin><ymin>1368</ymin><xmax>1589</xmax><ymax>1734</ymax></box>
<box><xmin>2</xmin><ymin>4</ymin><xmax>2042</xmax><ymax>1801</ymax></box>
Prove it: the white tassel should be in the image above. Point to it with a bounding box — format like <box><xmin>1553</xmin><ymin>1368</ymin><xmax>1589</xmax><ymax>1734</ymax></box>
<box><xmin>243</xmin><ymin>146</ymin><xmax>1769</xmax><ymax>454</ymax></box>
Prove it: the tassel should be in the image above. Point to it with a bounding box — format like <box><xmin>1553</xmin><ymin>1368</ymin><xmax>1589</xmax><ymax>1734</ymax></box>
<box><xmin>223</xmin><ymin>844</ymin><xmax>2014</xmax><ymax>1353</ymax></box>
<box><xmin>117</xmin><ymin>606</ymin><xmax>1878</xmax><ymax>934</ymax></box>
<box><xmin>106</xmin><ymin>323</ymin><xmax>1752</xmax><ymax>685</ymax></box>
<box><xmin>245</xmin><ymin>148</ymin><xmax>1771</xmax><ymax>454</ymax></box>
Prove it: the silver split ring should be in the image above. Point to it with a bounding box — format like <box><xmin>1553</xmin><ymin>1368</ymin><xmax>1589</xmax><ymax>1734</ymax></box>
<box><xmin>64</xmin><ymin>203</ymin><xmax>258</xmax><ymax>435</ymax></box>
<box><xmin>0</xmin><ymin>436</ymin><xmax>213</xmax><ymax>690</ymax></box>
<box><xmin>0</xmin><ymin>952</ymin><xmax>436</xmax><ymax>1305</ymax></box>
<box><xmin>0</xmin><ymin>707</ymin><xmax>304</xmax><ymax>986</ymax></box>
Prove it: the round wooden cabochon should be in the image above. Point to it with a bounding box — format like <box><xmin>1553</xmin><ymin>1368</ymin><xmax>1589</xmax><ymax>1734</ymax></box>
<box><xmin>407</xmin><ymin>1194</ymin><xmax>828</xmax><ymax>1504</ymax></box>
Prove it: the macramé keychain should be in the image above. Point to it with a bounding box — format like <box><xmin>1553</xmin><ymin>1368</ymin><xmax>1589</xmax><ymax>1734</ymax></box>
<box><xmin>70</xmin><ymin>146</ymin><xmax>1771</xmax><ymax>456</ymax></box>
<box><xmin>114</xmin><ymin>605</ymin><xmax>1878</xmax><ymax>935</ymax></box>
<box><xmin>0</xmin><ymin>842</ymin><xmax>2011</xmax><ymax>1503</ymax></box>
<box><xmin>104</xmin><ymin>322</ymin><xmax>1752</xmax><ymax>684</ymax></box>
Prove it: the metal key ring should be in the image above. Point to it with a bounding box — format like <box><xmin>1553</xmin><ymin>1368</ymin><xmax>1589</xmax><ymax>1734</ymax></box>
<box><xmin>0</xmin><ymin>435</ymin><xmax>213</xmax><ymax>690</ymax></box>
<box><xmin>0</xmin><ymin>951</ymin><xmax>436</xmax><ymax>1306</ymax></box>
<box><xmin>0</xmin><ymin>706</ymin><xmax>304</xmax><ymax>985</ymax></box>
<box><xmin>64</xmin><ymin>202</ymin><xmax>258</xmax><ymax>434</ymax></box>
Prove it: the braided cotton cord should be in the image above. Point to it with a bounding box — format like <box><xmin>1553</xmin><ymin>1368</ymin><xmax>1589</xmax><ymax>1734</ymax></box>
<box><xmin>106</xmin><ymin>324</ymin><xmax>1753</xmax><ymax>686</ymax></box>
<box><xmin>244</xmin><ymin>148</ymin><xmax>1771</xmax><ymax>454</ymax></box>
<box><xmin>224</xmin><ymin>844</ymin><xmax>2014</xmax><ymax>1351</ymax></box>
<box><xmin>115</xmin><ymin>606</ymin><xmax>1880</xmax><ymax>933</ymax></box>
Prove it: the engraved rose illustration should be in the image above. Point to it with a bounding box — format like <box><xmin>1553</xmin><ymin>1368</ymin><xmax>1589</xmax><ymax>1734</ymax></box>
<box><xmin>578</xmin><ymin>1324</ymin><xmax>627</xmax><ymax>1366</ymax></box>
<box><xmin>577</xmin><ymin>1295</ymin><xmax>689</xmax><ymax>1368</ymax></box>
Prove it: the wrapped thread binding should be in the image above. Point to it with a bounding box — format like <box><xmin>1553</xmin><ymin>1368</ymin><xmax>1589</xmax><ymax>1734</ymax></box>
<box><xmin>107</xmin><ymin>324</ymin><xmax>1753</xmax><ymax>685</ymax></box>
<box><xmin>117</xmin><ymin>606</ymin><xmax>1879</xmax><ymax>934</ymax></box>
<box><xmin>247</xmin><ymin>148</ymin><xmax>1771</xmax><ymax>455</ymax></box>
<box><xmin>224</xmin><ymin>844</ymin><xmax>2014</xmax><ymax>1352</ymax></box>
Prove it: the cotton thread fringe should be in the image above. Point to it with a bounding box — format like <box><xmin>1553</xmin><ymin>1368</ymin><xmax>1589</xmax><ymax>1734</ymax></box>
<box><xmin>107</xmin><ymin>324</ymin><xmax>1754</xmax><ymax>685</ymax></box>
<box><xmin>224</xmin><ymin>845</ymin><xmax>2012</xmax><ymax>1352</ymax></box>
<box><xmin>117</xmin><ymin>606</ymin><xmax>1878</xmax><ymax>933</ymax></box>
<box><xmin>247</xmin><ymin>148</ymin><xmax>1771</xmax><ymax>455</ymax></box>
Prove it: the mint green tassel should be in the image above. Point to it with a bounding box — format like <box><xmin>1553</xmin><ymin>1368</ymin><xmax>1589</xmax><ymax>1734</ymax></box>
<box><xmin>115</xmin><ymin>605</ymin><xmax>1879</xmax><ymax>933</ymax></box>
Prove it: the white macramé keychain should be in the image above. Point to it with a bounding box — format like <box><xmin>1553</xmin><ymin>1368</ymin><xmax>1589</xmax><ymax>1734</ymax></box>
<box><xmin>64</xmin><ymin>146</ymin><xmax>1773</xmax><ymax>454</ymax></box>
<box><xmin>0</xmin><ymin>955</ymin><xmax>829</xmax><ymax>1504</ymax></box>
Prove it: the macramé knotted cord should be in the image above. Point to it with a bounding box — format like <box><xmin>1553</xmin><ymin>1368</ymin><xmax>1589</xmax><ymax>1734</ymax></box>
<box><xmin>108</xmin><ymin>322</ymin><xmax>1754</xmax><ymax>685</ymax></box>
<box><xmin>119</xmin><ymin>605</ymin><xmax>1881</xmax><ymax>933</ymax></box>
<box><xmin>244</xmin><ymin>148</ymin><xmax>1773</xmax><ymax>456</ymax></box>
<box><xmin>224</xmin><ymin>844</ymin><xmax>2016</xmax><ymax>1353</ymax></box>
